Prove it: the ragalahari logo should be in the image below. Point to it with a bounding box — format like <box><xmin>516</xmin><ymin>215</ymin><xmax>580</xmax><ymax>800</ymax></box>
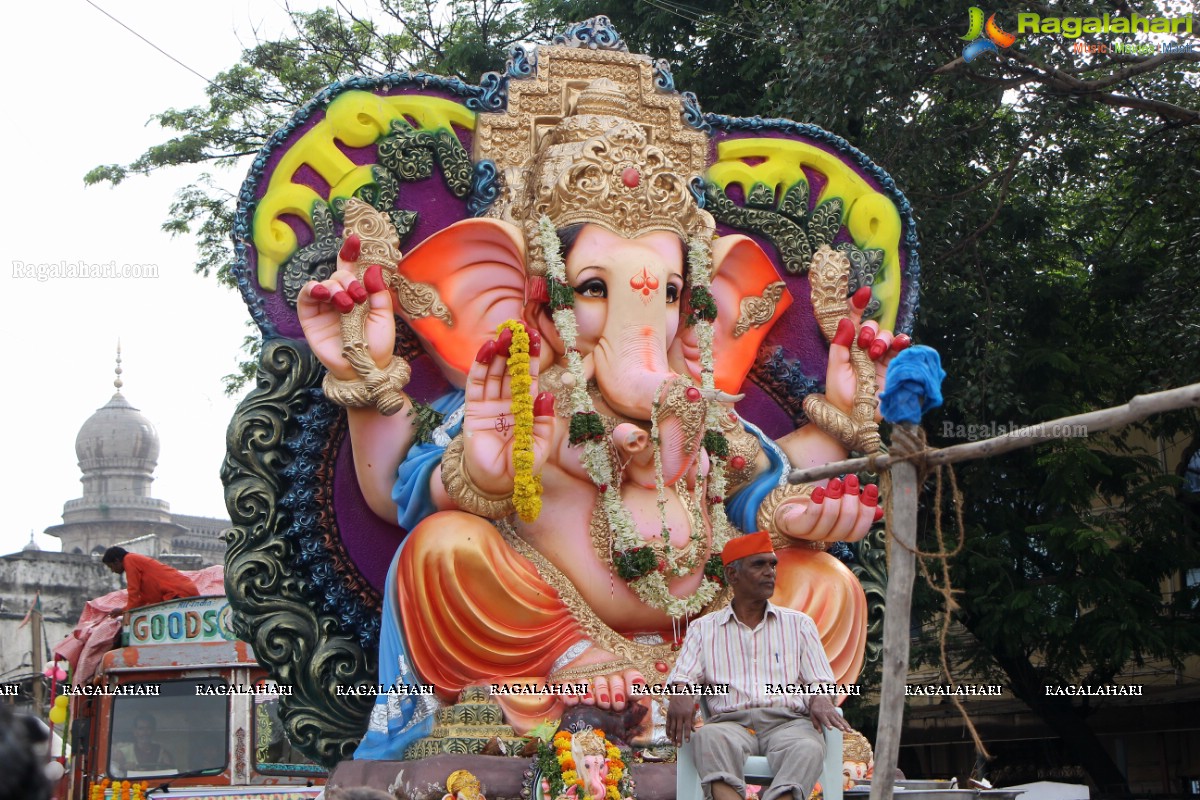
<box><xmin>960</xmin><ymin>7</ymin><xmax>1018</xmax><ymax>61</ymax></box>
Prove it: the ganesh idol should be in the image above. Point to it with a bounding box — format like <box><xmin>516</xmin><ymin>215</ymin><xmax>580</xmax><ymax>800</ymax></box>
<box><xmin>295</xmin><ymin>72</ymin><xmax>906</xmax><ymax>754</ymax></box>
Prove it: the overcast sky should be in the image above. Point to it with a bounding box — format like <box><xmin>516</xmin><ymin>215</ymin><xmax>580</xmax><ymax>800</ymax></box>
<box><xmin>0</xmin><ymin>0</ymin><xmax>369</xmax><ymax>556</ymax></box>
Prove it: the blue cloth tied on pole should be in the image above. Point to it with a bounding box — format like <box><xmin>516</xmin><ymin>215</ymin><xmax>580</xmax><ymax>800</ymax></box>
<box><xmin>878</xmin><ymin>345</ymin><xmax>946</xmax><ymax>424</ymax></box>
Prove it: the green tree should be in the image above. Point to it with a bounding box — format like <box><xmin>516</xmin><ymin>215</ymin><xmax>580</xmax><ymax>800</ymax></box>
<box><xmin>91</xmin><ymin>1</ymin><xmax>1200</xmax><ymax>789</ymax></box>
<box><xmin>728</xmin><ymin>0</ymin><xmax>1200</xmax><ymax>792</ymax></box>
<box><xmin>85</xmin><ymin>1</ymin><xmax>551</xmax><ymax>391</ymax></box>
<box><xmin>581</xmin><ymin>0</ymin><xmax>1199</xmax><ymax>789</ymax></box>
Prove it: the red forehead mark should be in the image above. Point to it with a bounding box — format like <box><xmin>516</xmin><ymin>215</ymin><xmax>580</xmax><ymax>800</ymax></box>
<box><xmin>630</xmin><ymin>268</ymin><xmax>659</xmax><ymax>299</ymax></box>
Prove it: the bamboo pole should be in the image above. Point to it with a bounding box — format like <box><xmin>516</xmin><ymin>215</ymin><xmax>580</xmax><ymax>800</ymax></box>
<box><xmin>32</xmin><ymin>602</ymin><xmax>44</xmax><ymax>716</ymax></box>
<box><xmin>787</xmin><ymin>382</ymin><xmax>1200</xmax><ymax>486</ymax></box>
<box><xmin>800</xmin><ymin>380</ymin><xmax>1199</xmax><ymax>797</ymax></box>
<box><xmin>868</xmin><ymin>424</ymin><xmax>920</xmax><ymax>800</ymax></box>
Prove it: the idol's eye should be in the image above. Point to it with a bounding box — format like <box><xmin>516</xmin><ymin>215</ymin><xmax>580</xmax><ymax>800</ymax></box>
<box><xmin>574</xmin><ymin>278</ymin><xmax>607</xmax><ymax>298</ymax></box>
<box><xmin>666</xmin><ymin>283</ymin><xmax>681</xmax><ymax>304</ymax></box>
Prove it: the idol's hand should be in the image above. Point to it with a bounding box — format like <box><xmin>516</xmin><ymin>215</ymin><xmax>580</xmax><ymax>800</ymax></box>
<box><xmin>460</xmin><ymin>328</ymin><xmax>556</xmax><ymax>497</ymax></box>
<box><xmin>298</xmin><ymin>235</ymin><xmax>397</xmax><ymax>382</ymax></box>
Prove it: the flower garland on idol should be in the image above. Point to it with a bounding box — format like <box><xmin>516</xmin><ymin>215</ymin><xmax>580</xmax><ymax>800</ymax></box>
<box><xmin>536</xmin><ymin>728</ymin><xmax>631</xmax><ymax>800</ymax></box>
<box><xmin>500</xmin><ymin>319</ymin><xmax>543</xmax><ymax>522</ymax></box>
<box><xmin>538</xmin><ymin>216</ymin><xmax>734</xmax><ymax>619</ymax></box>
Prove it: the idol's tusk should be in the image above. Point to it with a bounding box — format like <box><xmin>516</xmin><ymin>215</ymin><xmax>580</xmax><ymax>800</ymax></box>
<box><xmin>700</xmin><ymin>389</ymin><xmax>745</xmax><ymax>404</ymax></box>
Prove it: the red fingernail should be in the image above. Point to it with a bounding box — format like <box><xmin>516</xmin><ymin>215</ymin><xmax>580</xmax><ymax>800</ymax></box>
<box><xmin>614</xmin><ymin>693</ymin><xmax>624</xmax><ymax>704</ymax></box>
<box><xmin>599</xmin><ymin>694</ymin><xmax>609</xmax><ymax>704</ymax></box>
<box><xmin>845</xmin><ymin>475</ymin><xmax>860</xmax><ymax>495</ymax></box>
<box><xmin>868</xmin><ymin>339</ymin><xmax>888</xmax><ymax>360</ymax></box>
<box><xmin>528</xmin><ymin>329</ymin><xmax>541</xmax><ymax>357</ymax></box>
<box><xmin>857</xmin><ymin>326</ymin><xmax>875</xmax><ymax>349</ymax></box>
<box><xmin>833</xmin><ymin>318</ymin><xmax>855</xmax><ymax>347</ymax></box>
<box><xmin>347</xmin><ymin>280</ymin><xmax>368</xmax><ymax>304</ymax></box>
<box><xmin>339</xmin><ymin>233</ymin><xmax>361</xmax><ymax>262</ymax></box>
<box><xmin>332</xmin><ymin>291</ymin><xmax>354</xmax><ymax>313</ymax></box>
<box><xmin>892</xmin><ymin>334</ymin><xmax>912</xmax><ymax>353</ymax></box>
<box><xmin>862</xmin><ymin>484</ymin><xmax>879</xmax><ymax>507</ymax></box>
<box><xmin>476</xmin><ymin>341</ymin><xmax>496</xmax><ymax>364</ymax></box>
<box><xmin>873</xmin><ymin>507</ymin><xmax>884</xmax><ymax>522</ymax></box>
<box><xmin>497</xmin><ymin>328</ymin><xmax>513</xmax><ymax>357</ymax></box>
<box><xmin>826</xmin><ymin>478</ymin><xmax>844</xmax><ymax>499</ymax></box>
<box><xmin>811</xmin><ymin>487</ymin><xmax>826</xmax><ymax>504</ymax></box>
<box><xmin>533</xmin><ymin>391</ymin><xmax>555</xmax><ymax>417</ymax></box>
<box><xmin>363</xmin><ymin>264</ymin><xmax>385</xmax><ymax>294</ymax></box>
<box><xmin>851</xmin><ymin>286</ymin><xmax>872</xmax><ymax>310</ymax></box>
<box><xmin>310</xmin><ymin>284</ymin><xmax>331</xmax><ymax>301</ymax></box>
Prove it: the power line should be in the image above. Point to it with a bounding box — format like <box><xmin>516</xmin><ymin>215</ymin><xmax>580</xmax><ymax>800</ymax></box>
<box><xmin>83</xmin><ymin>0</ymin><xmax>216</xmax><ymax>87</ymax></box>
<box><xmin>635</xmin><ymin>0</ymin><xmax>765</xmax><ymax>44</ymax></box>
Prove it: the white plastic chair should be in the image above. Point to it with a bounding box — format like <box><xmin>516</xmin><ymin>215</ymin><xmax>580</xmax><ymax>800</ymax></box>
<box><xmin>676</xmin><ymin>706</ymin><xmax>845</xmax><ymax>800</ymax></box>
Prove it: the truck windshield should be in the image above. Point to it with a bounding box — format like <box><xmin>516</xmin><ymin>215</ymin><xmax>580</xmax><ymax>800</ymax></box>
<box><xmin>109</xmin><ymin>678</ymin><xmax>229</xmax><ymax>778</ymax></box>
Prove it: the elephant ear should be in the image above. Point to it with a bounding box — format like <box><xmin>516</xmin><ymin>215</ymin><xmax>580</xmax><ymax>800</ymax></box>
<box><xmin>396</xmin><ymin>218</ymin><xmax>527</xmax><ymax>387</ymax></box>
<box><xmin>677</xmin><ymin>234</ymin><xmax>793</xmax><ymax>394</ymax></box>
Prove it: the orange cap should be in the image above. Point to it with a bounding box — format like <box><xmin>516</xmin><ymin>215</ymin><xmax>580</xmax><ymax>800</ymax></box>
<box><xmin>721</xmin><ymin>531</ymin><xmax>774</xmax><ymax>566</ymax></box>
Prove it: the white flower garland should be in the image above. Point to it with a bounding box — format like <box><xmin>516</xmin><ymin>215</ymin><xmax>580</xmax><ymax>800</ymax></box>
<box><xmin>539</xmin><ymin>216</ymin><xmax>735</xmax><ymax>619</ymax></box>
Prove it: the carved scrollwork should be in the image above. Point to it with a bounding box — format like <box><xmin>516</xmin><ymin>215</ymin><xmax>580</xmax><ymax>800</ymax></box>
<box><xmin>222</xmin><ymin>339</ymin><xmax>376</xmax><ymax>766</ymax></box>
<box><xmin>705</xmin><ymin>180</ymin><xmax>845</xmax><ymax>276</ymax></box>
<box><xmin>849</xmin><ymin>525</ymin><xmax>888</xmax><ymax>663</ymax></box>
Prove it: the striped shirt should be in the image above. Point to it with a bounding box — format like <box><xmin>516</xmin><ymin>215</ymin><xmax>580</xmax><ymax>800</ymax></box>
<box><xmin>667</xmin><ymin>602</ymin><xmax>834</xmax><ymax>715</ymax></box>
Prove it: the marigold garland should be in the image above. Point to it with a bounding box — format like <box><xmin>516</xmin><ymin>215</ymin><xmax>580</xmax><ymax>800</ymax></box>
<box><xmin>92</xmin><ymin>780</ymin><xmax>151</xmax><ymax>800</ymax></box>
<box><xmin>499</xmin><ymin>319</ymin><xmax>542</xmax><ymax>521</ymax></box>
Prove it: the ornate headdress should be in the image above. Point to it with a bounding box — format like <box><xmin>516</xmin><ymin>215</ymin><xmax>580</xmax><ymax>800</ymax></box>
<box><xmin>570</xmin><ymin>728</ymin><xmax>608</xmax><ymax>758</ymax></box>
<box><xmin>473</xmin><ymin>41</ymin><xmax>713</xmax><ymax>279</ymax></box>
<box><xmin>517</xmin><ymin>78</ymin><xmax>711</xmax><ymax>271</ymax></box>
<box><xmin>843</xmin><ymin>729</ymin><xmax>874</xmax><ymax>764</ymax></box>
<box><xmin>445</xmin><ymin>769</ymin><xmax>484</xmax><ymax>799</ymax></box>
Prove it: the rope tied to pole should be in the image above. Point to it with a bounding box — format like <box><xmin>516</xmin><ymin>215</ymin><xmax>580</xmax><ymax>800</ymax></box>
<box><xmin>883</xmin><ymin>425</ymin><xmax>989</xmax><ymax>759</ymax></box>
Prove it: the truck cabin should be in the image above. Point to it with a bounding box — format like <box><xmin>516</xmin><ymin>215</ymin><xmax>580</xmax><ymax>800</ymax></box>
<box><xmin>70</xmin><ymin>596</ymin><xmax>323</xmax><ymax>796</ymax></box>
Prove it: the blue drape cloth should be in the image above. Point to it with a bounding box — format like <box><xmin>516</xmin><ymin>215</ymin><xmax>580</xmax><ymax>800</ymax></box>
<box><xmin>355</xmin><ymin>390</ymin><xmax>463</xmax><ymax>760</ymax></box>
<box><xmin>352</xmin><ymin>542</ymin><xmax>440</xmax><ymax>758</ymax></box>
<box><xmin>726</xmin><ymin>419</ymin><xmax>789</xmax><ymax>534</ymax></box>
<box><xmin>878</xmin><ymin>345</ymin><xmax>945</xmax><ymax>425</ymax></box>
<box><xmin>392</xmin><ymin>390</ymin><xmax>465</xmax><ymax>530</ymax></box>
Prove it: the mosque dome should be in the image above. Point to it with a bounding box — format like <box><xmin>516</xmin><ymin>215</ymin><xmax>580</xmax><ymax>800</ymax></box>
<box><xmin>73</xmin><ymin>345</ymin><xmax>160</xmax><ymax>473</ymax></box>
<box><xmin>74</xmin><ymin>390</ymin><xmax>161</xmax><ymax>471</ymax></box>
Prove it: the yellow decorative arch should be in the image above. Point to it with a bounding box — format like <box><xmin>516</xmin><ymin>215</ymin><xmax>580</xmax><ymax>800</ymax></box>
<box><xmin>708</xmin><ymin>138</ymin><xmax>904</xmax><ymax>330</ymax></box>
<box><xmin>252</xmin><ymin>91</ymin><xmax>476</xmax><ymax>291</ymax></box>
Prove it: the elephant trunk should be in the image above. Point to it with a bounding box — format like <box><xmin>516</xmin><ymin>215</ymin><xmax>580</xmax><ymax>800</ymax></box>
<box><xmin>593</xmin><ymin>314</ymin><xmax>703</xmax><ymax>485</ymax></box>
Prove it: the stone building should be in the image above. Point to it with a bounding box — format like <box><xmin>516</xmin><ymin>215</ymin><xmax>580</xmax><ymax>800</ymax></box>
<box><xmin>1</xmin><ymin>355</ymin><xmax>228</xmax><ymax>691</ymax></box>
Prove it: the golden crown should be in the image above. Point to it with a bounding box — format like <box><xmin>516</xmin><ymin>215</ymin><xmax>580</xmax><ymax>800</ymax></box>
<box><xmin>843</xmin><ymin>729</ymin><xmax>873</xmax><ymax>763</ymax></box>
<box><xmin>522</xmin><ymin>79</ymin><xmax>707</xmax><ymax>243</ymax></box>
<box><xmin>570</xmin><ymin>728</ymin><xmax>608</xmax><ymax>757</ymax></box>
<box><xmin>472</xmin><ymin>43</ymin><xmax>713</xmax><ymax>278</ymax></box>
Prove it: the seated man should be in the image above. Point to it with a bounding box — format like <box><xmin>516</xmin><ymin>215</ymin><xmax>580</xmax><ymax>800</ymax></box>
<box><xmin>112</xmin><ymin>713</ymin><xmax>177</xmax><ymax>776</ymax></box>
<box><xmin>667</xmin><ymin>532</ymin><xmax>852</xmax><ymax>800</ymax></box>
<box><xmin>102</xmin><ymin>547</ymin><xmax>200</xmax><ymax>615</ymax></box>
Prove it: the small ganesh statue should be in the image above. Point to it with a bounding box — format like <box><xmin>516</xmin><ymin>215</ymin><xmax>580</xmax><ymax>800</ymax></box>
<box><xmin>843</xmin><ymin>729</ymin><xmax>875</xmax><ymax>787</ymax></box>
<box><xmin>537</xmin><ymin>728</ymin><xmax>631</xmax><ymax>800</ymax></box>
<box><xmin>224</xmin><ymin>16</ymin><xmax>918</xmax><ymax>763</ymax></box>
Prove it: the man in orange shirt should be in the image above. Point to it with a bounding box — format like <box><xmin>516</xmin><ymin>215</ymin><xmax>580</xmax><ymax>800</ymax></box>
<box><xmin>102</xmin><ymin>547</ymin><xmax>200</xmax><ymax>615</ymax></box>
